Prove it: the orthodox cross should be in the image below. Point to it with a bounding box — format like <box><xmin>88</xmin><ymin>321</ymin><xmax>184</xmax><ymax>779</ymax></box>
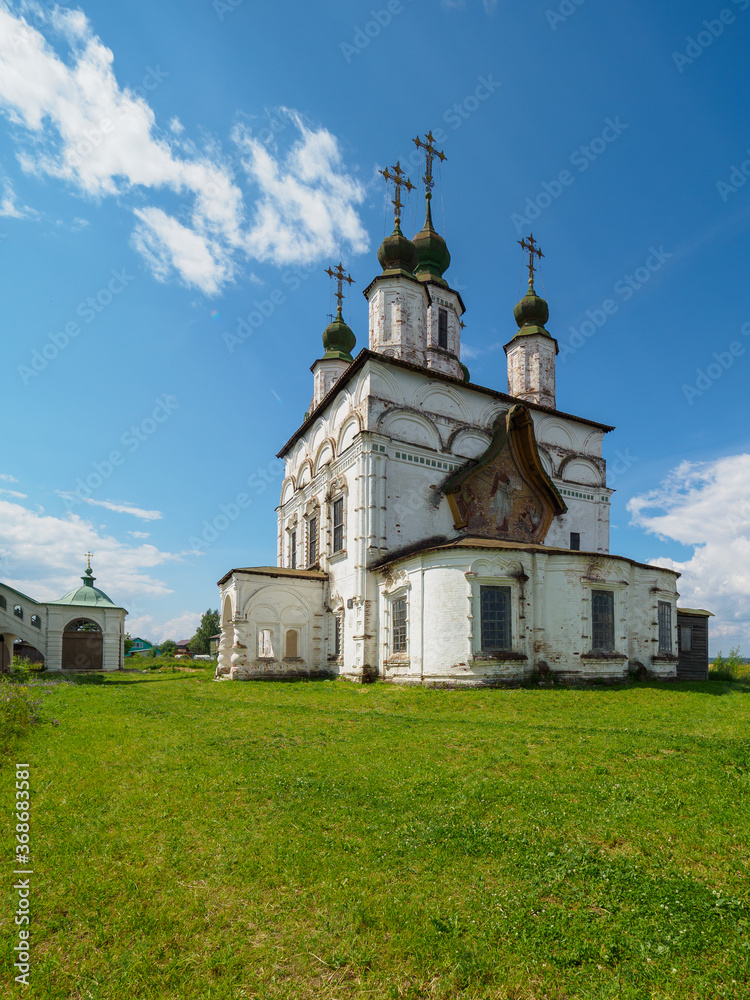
<box><xmin>379</xmin><ymin>161</ymin><xmax>414</xmax><ymax>228</ymax></box>
<box><xmin>518</xmin><ymin>233</ymin><xmax>544</xmax><ymax>289</ymax></box>
<box><xmin>324</xmin><ymin>262</ymin><xmax>354</xmax><ymax>312</ymax></box>
<box><xmin>85</xmin><ymin>551</ymin><xmax>93</xmax><ymax>570</ymax></box>
<box><xmin>413</xmin><ymin>130</ymin><xmax>446</xmax><ymax>200</ymax></box>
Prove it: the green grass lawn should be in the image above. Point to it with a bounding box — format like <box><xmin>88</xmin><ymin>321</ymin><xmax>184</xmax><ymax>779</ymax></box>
<box><xmin>2</xmin><ymin>668</ymin><xmax>749</xmax><ymax>999</ymax></box>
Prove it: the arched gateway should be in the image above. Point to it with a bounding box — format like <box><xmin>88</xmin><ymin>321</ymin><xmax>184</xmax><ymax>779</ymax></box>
<box><xmin>0</xmin><ymin>556</ymin><xmax>127</xmax><ymax>673</ymax></box>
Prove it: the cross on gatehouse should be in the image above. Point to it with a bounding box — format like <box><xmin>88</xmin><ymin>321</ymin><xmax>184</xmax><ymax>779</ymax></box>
<box><xmin>324</xmin><ymin>262</ymin><xmax>354</xmax><ymax>311</ymax></box>
<box><xmin>85</xmin><ymin>551</ymin><xmax>93</xmax><ymax>569</ymax></box>
<box><xmin>413</xmin><ymin>131</ymin><xmax>446</xmax><ymax>200</ymax></box>
<box><xmin>518</xmin><ymin>233</ymin><xmax>544</xmax><ymax>290</ymax></box>
<box><xmin>380</xmin><ymin>161</ymin><xmax>415</xmax><ymax>228</ymax></box>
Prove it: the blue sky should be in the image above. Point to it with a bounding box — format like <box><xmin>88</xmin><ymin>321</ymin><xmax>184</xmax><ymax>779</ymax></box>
<box><xmin>0</xmin><ymin>0</ymin><xmax>748</xmax><ymax>651</ymax></box>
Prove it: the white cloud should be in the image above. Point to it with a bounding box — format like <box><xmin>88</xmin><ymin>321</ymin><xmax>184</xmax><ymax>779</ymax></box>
<box><xmin>0</xmin><ymin>488</ymin><xmax>27</xmax><ymax>498</ymax></box>
<box><xmin>235</xmin><ymin>116</ymin><xmax>368</xmax><ymax>266</ymax></box>
<box><xmin>56</xmin><ymin>493</ymin><xmax>162</xmax><ymax>521</ymax></box>
<box><xmin>131</xmin><ymin>206</ymin><xmax>231</xmax><ymax>296</ymax></box>
<box><xmin>0</xmin><ymin>473</ymin><xmax>19</xmax><ymax>482</ymax></box>
<box><xmin>127</xmin><ymin>610</ymin><xmax>201</xmax><ymax>645</ymax></box>
<box><xmin>0</xmin><ymin>175</ymin><xmax>34</xmax><ymax>217</ymax></box>
<box><xmin>0</xmin><ymin>3</ymin><xmax>368</xmax><ymax>292</ymax></box>
<box><xmin>0</xmin><ymin>497</ymin><xmax>179</xmax><ymax>604</ymax></box>
<box><xmin>129</xmin><ymin>530</ymin><xmax>150</xmax><ymax>539</ymax></box>
<box><xmin>628</xmin><ymin>455</ymin><xmax>750</xmax><ymax>651</ymax></box>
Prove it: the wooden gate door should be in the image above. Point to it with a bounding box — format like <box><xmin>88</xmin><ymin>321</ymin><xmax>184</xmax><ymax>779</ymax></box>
<box><xmin>62</xmin><ymin>632</ymin><xmax>103</xmax><ymax>670</ymax></box>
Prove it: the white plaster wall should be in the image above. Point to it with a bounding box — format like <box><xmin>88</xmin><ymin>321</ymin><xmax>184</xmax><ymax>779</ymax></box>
<box><xmin>218</xmin><ymin>572</ymin><xmax>328</xmax><ymax>680</ymax></box>
<box><xmin>506</xmin><ymin>335</ymin><xmax>557</xmax><ymax>409</ymax></box>
<box><xmin>376</xmin><ymin>547</ymin><xmax>679</xmax><ymax>685</ymax></box>
<box><xmin>367</xmin><ymin>278</ymin><xmax>428</xmax><ymax>367</ymax></box>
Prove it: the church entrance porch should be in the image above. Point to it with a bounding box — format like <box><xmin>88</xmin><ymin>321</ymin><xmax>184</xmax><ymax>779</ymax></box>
<box><xmin>62</xmin><ymin>619</ymin><xmax>103</xmax><ymax>671</ymax></box>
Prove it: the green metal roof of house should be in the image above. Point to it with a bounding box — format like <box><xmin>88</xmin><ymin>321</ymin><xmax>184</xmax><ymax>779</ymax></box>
<box><xmin>48</xmin><ymin>567</ymin><xmax>123</xmax><ymax>609</ymax></box>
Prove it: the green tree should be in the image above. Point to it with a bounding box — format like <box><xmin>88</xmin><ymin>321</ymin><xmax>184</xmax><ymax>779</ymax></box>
<box><xmin>160</xmin><ymin>639</ymin><xmax>177</xmax><ymax>657</ymax></box>
<box><xmin>189</xmin><ymin>610</ymin><xmax>220</xmax><ymax>655</ymax></box>
<box><xmin>124</xmin><ymin>633</ymin><xmax>134</xmax><ymax>655</ymax></box>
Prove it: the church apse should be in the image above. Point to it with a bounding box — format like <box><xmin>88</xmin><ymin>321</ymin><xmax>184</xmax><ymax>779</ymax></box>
<box><xmin>442</xmin><ymin>404</ymin><xmax>566</xmax><ymax>544</ymax></box>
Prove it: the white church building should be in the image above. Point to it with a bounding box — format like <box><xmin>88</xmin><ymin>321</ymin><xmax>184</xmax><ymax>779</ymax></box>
<box><xmin>216</xmin><ymin>146</ymin><xmax>687</xmax><ymax>686</ymax></box>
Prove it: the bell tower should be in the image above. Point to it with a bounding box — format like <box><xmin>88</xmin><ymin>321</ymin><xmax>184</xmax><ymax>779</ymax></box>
<box><xmin>411</xmin><ymin>131</ymin><xmax>465</xmax><ymax>380</ymax></box>
<box><xmin>504</xmin><ymin>234</ymin><xmax>558</xmax><ymax>409</ymax></box>
<box><xmin>309</xmin><ymin>263</ymin><xmax>356</xmax><ymax>411</ymax></box>
<box><xmin>363</xmin><ymin>160</ymin><xmax>428</xmax><ymax>366</ymax></box>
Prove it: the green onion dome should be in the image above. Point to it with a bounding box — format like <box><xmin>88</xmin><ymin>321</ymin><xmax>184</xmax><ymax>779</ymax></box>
<box><xmin>413</xmin><ymin>199</ymin><xmax>450</xmax><ymax>282</ymax></box>
<box><xmin>377</xmin><ymin>223</ymin><xmax>418</xmax><ymax>275</ymax></box>
<box><xmin>322</xmin><ymin>306</ymin><xmax>356</xmax><ymax>362</ymax></box>
<box><xmin>460</xmin><ymin>363</ymin><xmax>470</xmax><ymax>383</ymax></box>
<box><xmin>512</xmin><ymin>282</ymin><xmax>552</xmax><ymax>338</ymax></box>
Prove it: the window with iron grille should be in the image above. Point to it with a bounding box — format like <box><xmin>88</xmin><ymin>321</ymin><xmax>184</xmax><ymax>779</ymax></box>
<box><xmin>308</xmin><ymin>515</ymin><xmax>318</xmax><ymax>566</ymax></box>
<box><xmin>289</xmin><ymin>530</ymin><xmax>297</xmax><ymax>569</ymax></box>
<box><xmin>13</xmin><ymin>605</ymin><xmax>23</xmax><ymax>620</ymax></box>
<box><xmin>392</xmin><ymin>598</ymin><xmax>408</xmax><ymax>654</ymax></box>
<box><xmin>591</xmin><ymin>590</ymin><xmax>615</xmax><ymax>650</ymax></box>
<box><xmin>570</xmin><ymin>531</ymin><xmax>580</xmax><ymax>551</ymax></box>
<box><xmin>332</xmin><ymin>496</ymin><xmax>344</xmax><ymax>553</ymax></box>
<box><xmin>658</xmin><ymin>601</ymin><xmax>672</xmax><ymax>652</ymax></box>
<box><xmin>480</xmin><ymin>586</ymin><xmax>512</xmax><ymax>651</ymax></box>
<box><xmin>438</xmin><ymin>307</ymin><xmax>448</xmax><ymax>348</ymax></box>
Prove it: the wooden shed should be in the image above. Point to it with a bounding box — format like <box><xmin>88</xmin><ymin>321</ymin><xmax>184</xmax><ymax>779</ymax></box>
<box><xmin>676</xmin><ymin>608</ymin><xmax>713</xmax><ymax>680</ymax></box>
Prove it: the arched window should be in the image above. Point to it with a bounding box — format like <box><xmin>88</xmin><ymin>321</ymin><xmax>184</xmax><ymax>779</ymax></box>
<box><xmin>0</xmin><ymin>595</ymin><xmax>6</xmax><ymax>610</ymax></box>
<box><xmin>284</xmin><ymin>629</ymin><xmax>299</xmax><ymax>659</ymax></box>
<box><xmin>13</xmin><ymin>605</ymin><xmax>23</xmax><ymax>620</ymax></box>
<box><xmin>30</xmin><ymin>614</ymin><xmax>42</xmax><ymax>629</ymax></box>
<box><xmin>64</xmin><ymin>618</ymin><xmax>102</xmax><ymax>632</ymax></box>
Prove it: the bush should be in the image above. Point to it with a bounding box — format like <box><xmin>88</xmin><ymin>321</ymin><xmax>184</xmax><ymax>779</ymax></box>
<box><xmin>11</xmin><ymin>655</ymin><xmax>46</xmax><ymax>677</ymax></box>
<box><xmin>0</xmin><ymin>678</ymin><xmax>45</xmax><ymax>756</ymax></box>
<box><xmin>710</xmin><ymin>646</ymin><xmax>749</xmax><ymax>682</ymax></box>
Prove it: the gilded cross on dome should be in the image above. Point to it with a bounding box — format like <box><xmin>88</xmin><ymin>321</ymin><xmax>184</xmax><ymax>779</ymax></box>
<box><xmin>518</xmin><ymin>233</ymin><xmax>544</xmax><ymax>291</ymax></box>
<box><xmin>85</xmin><ymin>551</ymin><xmax>93</xmax><ymax>569</ymax></box>
<box><xmin>324</xmin><ymin>262</ymin><xmax>354</xmax><ymax>311</ymax></box>
<box><xmin>413</xmin><ymin>131</ymin><xmax>446</xmax><ymax>200</ymax></box>
<box><xmin>379</xmin><ymin>161</ymin><xmax>415</xmax><ymax>228</ymax></box>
